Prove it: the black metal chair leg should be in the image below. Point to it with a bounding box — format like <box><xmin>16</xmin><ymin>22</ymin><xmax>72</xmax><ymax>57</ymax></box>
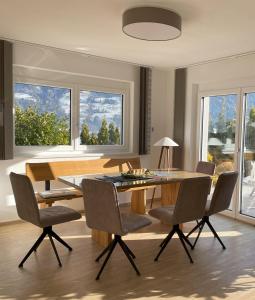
<box><xmin>178</xmin><ymin>230</ymin><xmax>193</xmax><ymax>248</ymax></box>
<box><xmin>119</xmin><ymin>239</ymin><xmax>136</xmax><ymax>259</ymax></box>
<box><xmin>48</xmin><ymin>234</ymin><xmax>62</xmax><ymax>267</ymax></box>
<box><xmin>95</xmin><ymin>241</ymin><xmax>114</xmax><ymax>262</ymax></box>
<box><xmin>118</xmin><ymin>240</ymin><xmax>140</xmax><ymax>276</ymax></box>
<box><xmin>160</xmin><ymin>226</ymin><xmax>176</xmax><ymax>248</ymax></box>
<box><xmin>176</xmin><ymin>231</ymin><xmax>194</xmax><ymax>264</ymax></box>
<box><xmin>18</xmin><ymin>231</ymin><xmax>46</xmax><ymax>267</ymax></box>
<box><xmin>205</xmin><ymin>218</ymin><xmax>226</xmax><ymax>250</ymax></box>
<box><xmin>186</xmin><ymin>219</ymin><xmax>203</xmax><ymax>238</ymax></box>
<box><xmin>34</xmin><ymin>227</ymin><xmax>52</xmax><ymax>252</ymax></box>
<box><xmin>159</xmin><ymin>235</ymin><xmax>168</xmax><ymax>248</ymax></box>
<box><xmin>191</xmin><ymin>221</ymin><xmax>205</xmax><ymax>249</ymax></box>
<box><xmin>196</xmin><ymin>219</ymin><xmax>203</xmax><ymax>230</ymax></box>
<box><xmin>150</xmin><ymin>188</ymin><xmax>156</xmax><ymax>208</ymax></box>
<box><xmin>50</xmin><ymin>230</ymin><xmax>72</xmax><ymax>251</ymax></box>
<box><xmin>96</xmin><ymin>239</ymin><xmax>117</xmax><ymax>280</ymax></box>
<box><xmin>154</xmin><ymin>229</ymin><xmax>175</xmax><ymax>261</ymax></box>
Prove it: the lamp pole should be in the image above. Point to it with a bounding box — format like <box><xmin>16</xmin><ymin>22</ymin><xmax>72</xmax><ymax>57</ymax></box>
<box><xmin>150</xmin><ymin>137</ymin><xmax>179</xmax><ymax>208</ymax></box>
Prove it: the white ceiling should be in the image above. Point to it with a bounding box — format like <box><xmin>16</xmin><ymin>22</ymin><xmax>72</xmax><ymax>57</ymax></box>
<box><xmin>1</xmin><ymin>0</ymin><xmax>255</xmax><ymax>68</ymax></box>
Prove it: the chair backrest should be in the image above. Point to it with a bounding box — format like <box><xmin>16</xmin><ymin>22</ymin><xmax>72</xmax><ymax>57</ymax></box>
<box><xmin>81</xmin><ymin>179</ymin><xmax>124</xmax><ymax>235</ymax></box>
<box><xmin>26</xmin><ymin>157</ymin><xmax>141</xmax><ymax>182</ymax></box>
<box><xmin>207</xmin><ymin>171</ymin><xmax>238</xmax><ymax>216</ymax></box>
<box><xmin>9</xmin><ymin>172</ymin><xmax>41</xmax><ymax>227</ymax></box>
<box><xmin>173</xmin><ymin>176</ymin><xmax>211</xmax><ymax>225</ymax></box>
<box><xmin>196</xmin><ymin>161</ymin><xmax>215</xmax><ymax>175</ymax></box>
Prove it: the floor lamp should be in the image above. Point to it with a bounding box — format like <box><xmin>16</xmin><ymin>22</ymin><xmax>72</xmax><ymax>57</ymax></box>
<box><xmin>150</xmin><ymin>137</ymin><xmax>179</xmax><ymax>208</ymax></box>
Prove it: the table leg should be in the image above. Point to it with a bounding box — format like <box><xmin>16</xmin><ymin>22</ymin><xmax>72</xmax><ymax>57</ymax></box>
<box><xmin>39</xmin><ymin>201</ymin><xmax>53</xmax><ymax>209</ymax></box>
<box><xmin>92</xmin><ymin>229</ymin><xmax>112</xmax><ymax>247</ymax></box>
<box><xmin>161</xmin><ymin>182</ymin><xmax>180</xmax><ymax>206</ymax></box>
<box><xmin>131</xmin><ymin>189</ymin><xmax>147</xmax><ymax>214</ymax></box>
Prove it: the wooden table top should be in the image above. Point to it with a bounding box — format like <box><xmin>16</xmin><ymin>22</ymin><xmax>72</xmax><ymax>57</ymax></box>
<box><xmin>58</xmin><ymin>170</ymin><xmax>209</xmax><ymax>192</ymax></box>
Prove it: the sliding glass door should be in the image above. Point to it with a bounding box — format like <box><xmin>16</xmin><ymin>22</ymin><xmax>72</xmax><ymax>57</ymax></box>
<box><xmin>201</xmin><ymin>93</ymin><xmax>238</xmax><ymax>210</ymax></box>
<box><xmin>240</xmin><ymin>92</ymin><xmax>255</xmax><ymax>218</ymax></box>
<box><xmin>200</xmin><ymin>88</ymin><xmax>255</xmax><ymax>223</ymax></box>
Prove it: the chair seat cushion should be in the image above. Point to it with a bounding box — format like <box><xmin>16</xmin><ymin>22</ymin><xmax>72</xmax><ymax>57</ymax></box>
<box><xmin>121</xmin><ymin>213</ymin><xmax>151</xmax><ymax>234</ymax></box>
<box><xmin>149</xmin><ymin>205</ymin><xmax>175</xmax><ymax>225</ymax></box>
<box><xmin>39</xmin><ymin>206</ymin><xmax>81</xmax><ymax>228</ymax></box>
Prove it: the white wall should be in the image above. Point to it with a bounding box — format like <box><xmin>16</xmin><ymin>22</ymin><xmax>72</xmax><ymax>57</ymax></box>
<box><xmin>184</xmin><ymin>53</ymin><xmax>255</xmax><ymax>171</ymax></box>
<box><xmin>0</xmin><ymin>42</ymin><xmax>175</xmax><ymax>223</ymax></box>
<box><xmin>142</xmin><ymin>69</ymin><xmax>175</xmax><ymax>168</ymax></box>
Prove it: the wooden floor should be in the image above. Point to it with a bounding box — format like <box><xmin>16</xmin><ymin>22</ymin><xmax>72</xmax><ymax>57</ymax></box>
<box><xmin>1</xmin><ymin>207</ymin><xmax>255</xmax><ymax>300</ymax></box>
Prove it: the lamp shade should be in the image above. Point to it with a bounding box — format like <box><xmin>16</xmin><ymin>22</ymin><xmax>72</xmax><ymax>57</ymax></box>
<box><xmin>122</xmin><ymin>7</ymin><xmax>182</xmax><ymax>41</ymax></box>
<box><xmin>154</xmin><ymin>137</ymin><xmax>179</xmax><ymax>147</ymax></box>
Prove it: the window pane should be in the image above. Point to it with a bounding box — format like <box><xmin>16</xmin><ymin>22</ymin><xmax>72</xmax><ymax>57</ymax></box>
<box><xmin>241</xmin><ymin>92</ymin><xmax>255</xmax><ymax>217</ymax></box>
<box><xmin>80</xmin><ymin>90</ymin><xmax>123</xmax><ymax>145</ymax></box>
<box><xmin>15</xmin><ymin>83</ymin><xmax>71</xmax><ymax>146</ymax></box>
<box><xmin>201</xmin><ymin>94</ymin><xmax>237</xmax><ymax>208</ymax></box>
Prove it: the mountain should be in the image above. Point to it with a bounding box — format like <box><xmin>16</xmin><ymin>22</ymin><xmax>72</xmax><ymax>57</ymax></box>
<box><xmin>208</xmin><ymin>93</ymin><xmax>255</xmax><ymax>126</ymax></box>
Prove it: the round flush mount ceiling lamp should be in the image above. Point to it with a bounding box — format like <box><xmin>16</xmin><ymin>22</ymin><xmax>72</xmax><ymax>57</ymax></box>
<box><xmin>122</xmin><ymin>7</ymin><xmax>181</xmax><ymax>41</ymax></box>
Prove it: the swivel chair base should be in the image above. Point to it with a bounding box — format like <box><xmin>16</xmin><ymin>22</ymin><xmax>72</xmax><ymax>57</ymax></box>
<box><xmin>18</xmin><ymin>226</ymin><xmax>72</xmax><ymax>268</ymax></box>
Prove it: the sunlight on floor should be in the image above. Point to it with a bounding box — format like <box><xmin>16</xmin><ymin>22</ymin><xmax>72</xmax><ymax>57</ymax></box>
<box><xmin>52</xmin><ymin>235</ymin><xmax>91</xmax><ymax>239</ymax></box>
<box><xmin>124</xmin><ymin>230</ymin><xmax>242</xmax><ymax>241</ymax></box>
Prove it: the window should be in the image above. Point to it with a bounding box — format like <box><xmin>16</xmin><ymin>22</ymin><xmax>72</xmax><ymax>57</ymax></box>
<box><xmin>79</xmin><ymin>90</ymin><xmax>123</xmax><ymax>146</ymax></box>
<box><xmin>201</xmin><ymin>94</ymin><xmax>237</xmax><ymax>169</ymax></box>
<box><xmin>14</xmin><ymin>77</ymin><xmax>130</xmax><ymax>155</ymax></box>
<box><xmin>15</xmin><ymin>83</ymin><xmax>71</xmax><ymax>146</ymax></box>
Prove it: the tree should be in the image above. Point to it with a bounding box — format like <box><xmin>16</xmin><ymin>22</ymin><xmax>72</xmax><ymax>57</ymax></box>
<box><xmin>15</xmin><ymin>106</ymin><xmax>70</xmax><ymax>145</ymax></box>
<box><xmin>114</xmin><ymin>127</ymin><xmax>120</xmax><ymax>144</ymax></box>
<box><xmin>108</xmin><ymin>122</ymin><xmax>121</xmax><ymax>145</ymax></box>
<box><xmin>108</xmin><ymin>122</ymin><xmax>116</xmax><ymax>144</ymax></box>
<box><xmin>250</xmin><ymin>108</ymin><xmax>255</xmax><ymax>122</ymax></box>
<box><xmin>226</xmin><ymin>119</ymin><xmax>236</xmax><ymax>143</ymax></box>
<box><xmin>97</xmin><ymin>117</ymin><xmax>109</xmax><ymax>145</ymax></box>
<box><xmin>208</xmin><ymin>118</ymin><xmax>214</xmax><ymax>136</ymax></box>
<box><xmin>216</xmin><ymin>100</ymin><xmax>227</xmax><ymax>143</ymax></box>
<box><xmin>80</xmin><ymin>122</ymin><xmax>90</xmax><ymax>145</ymax></box>
<box><xmin>246</xmin><ymin>108</ymin><xmax>255</xmax><ymax>150</ymax></box>
<box><xmin>89</xmin><ymin>133</ymin><xmax>98</xmax><ymax>145</ymax></box>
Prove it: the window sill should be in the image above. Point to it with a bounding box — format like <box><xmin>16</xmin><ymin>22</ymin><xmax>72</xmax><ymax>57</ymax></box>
<box><xmin>14</xmin><ymin>150</ymin><xmax>137</xmax><ymax>160</ymax></box>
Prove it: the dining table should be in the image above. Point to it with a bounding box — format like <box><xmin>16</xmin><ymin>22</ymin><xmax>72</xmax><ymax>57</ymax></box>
<box><xmin>58</xmin><ymin>170</ymin><xmax>209</xmax><ymax>247</ymax></box>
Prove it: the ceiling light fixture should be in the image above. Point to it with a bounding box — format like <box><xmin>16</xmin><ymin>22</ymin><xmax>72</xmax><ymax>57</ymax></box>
<box><xmin>122</xmin><ymin>7</ymin><xmax>181</xmax><ymax>41</ymax></box>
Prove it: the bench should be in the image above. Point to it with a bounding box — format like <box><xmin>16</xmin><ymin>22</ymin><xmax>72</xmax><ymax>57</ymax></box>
<box><xmin>26</xmin><ymin>157</ymin><xmax>141</xmax><ymax>207</ymax></box>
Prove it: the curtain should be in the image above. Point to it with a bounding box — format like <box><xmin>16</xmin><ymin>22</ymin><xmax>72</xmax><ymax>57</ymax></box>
<box><xmin>172</xmin><ymin>68</ymin><xmax>187</xmax><ymax>168</ymax></box>
<box><xmin>139</xmin><ymin>67</ymin><xmax>152</xmax><ymax>155</ymax></box>
<box><xmin>0</xmin><ymin>40</ymin><xmax>13</xmax><ymax>160</ymax></box>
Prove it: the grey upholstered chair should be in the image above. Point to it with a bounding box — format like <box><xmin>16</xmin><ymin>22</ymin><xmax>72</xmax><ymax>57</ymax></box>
<box><xmin>149</xmin><ymin>176</ymin><xmax>211</xmax><ymax>263</ymax></box>
<box><xmin>194</xmin><ymin>161</ymin><xmax>215</xmax><ymax>225</ymax></box>
<box><xmin>10</xmin><ymin>172</ymin><xmax>82</xmax><ymax>267</ymax></box>
<box><xmin>196</xmin><ymin>161</ymin><xmax>216</xmax><ymax>175</ymax></box>
<box><xmin>81</xmin><ymin>178</ymin><xmax>152</xmax><ymax>280</ymax></box>
<box><xmin>187</xmin><ymin>171</ymin><xmax>238</xmax><ymax>250</ymax></box>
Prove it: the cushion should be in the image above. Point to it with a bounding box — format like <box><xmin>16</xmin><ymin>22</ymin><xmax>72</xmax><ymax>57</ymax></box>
<box><xmin>121</xmin><ymin>212</ymin><xmax>151</xmax><ymax>234</ymax></box>
<box><xmin>39</xmin><ymin>206</ymin><xmax>81</xmax><ymax>228</ymax></box>
<box><xmin>149</xmin><ymin>205</ymin><xmax>175</xmax><ymax>225</ymax></box>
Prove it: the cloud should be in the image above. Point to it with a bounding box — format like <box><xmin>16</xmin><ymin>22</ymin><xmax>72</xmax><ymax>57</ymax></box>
<box><xmin>15</xmin><ymin>92</ymin><xmax>36</xmax><ymax>102</ymax></box>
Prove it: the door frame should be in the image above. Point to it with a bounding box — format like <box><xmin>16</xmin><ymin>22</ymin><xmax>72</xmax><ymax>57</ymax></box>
<box><xmin>197</xmin><ymin>87</ymin><xmax>251</xmax><ymax>222</ymax></box>
<box><xmin>235</xmin><ymin>87</ymin><xmax>255</xmax><ymax>225</ymax></box>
